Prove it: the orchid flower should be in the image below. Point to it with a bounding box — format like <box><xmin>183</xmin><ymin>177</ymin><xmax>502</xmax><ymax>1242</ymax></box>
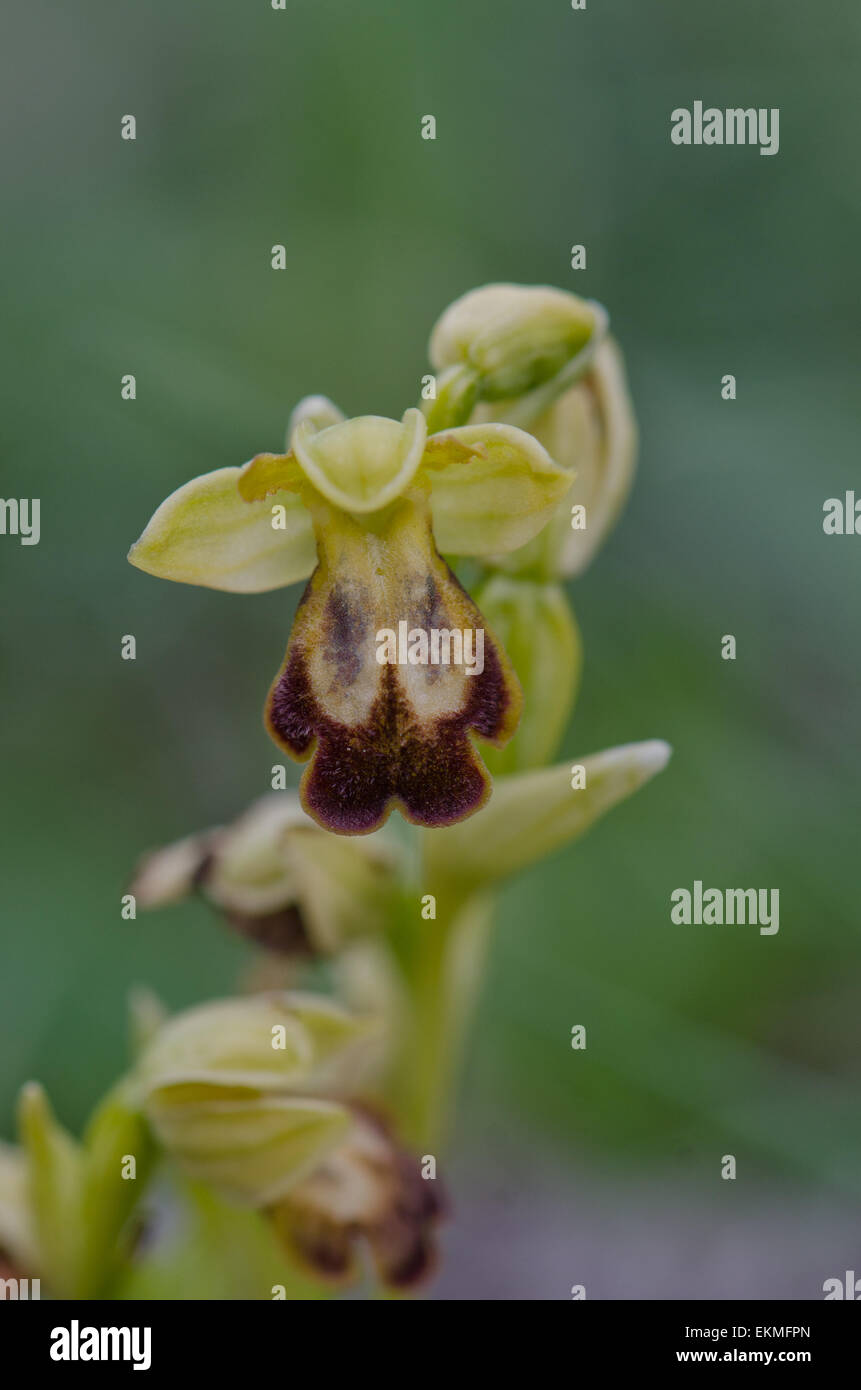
<box><xmin>129</xmin><ymin>402</ymin><xmax>572</xmax><ymax>834</ymax></box>
<box><xmin>134</xmin><ymin>994</ymin><xmax>444</xmax><ymax>1291</ymax></box>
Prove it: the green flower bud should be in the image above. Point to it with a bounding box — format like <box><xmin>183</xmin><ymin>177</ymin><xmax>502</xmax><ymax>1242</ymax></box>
<box><xmin>287</xmin><ymin>394</ymin><xmax>346</xmax><ymax>440</ymax></box>
<box><xmin>481</xmin><ymin>337</ymin><xmax>638</xmax><ymax>579</ymax></box>
<box><xmin>471</xmin><ymin>574</ymin><xmax>582</xmax><ymax>775</ymax></box>
<box><xmin>421</xmin><ymin>363</ymin><xmax>480</xmax><ymax>433</ymax></box>
<box><xmin>135</xmin><ymin>994</ymin><xmax>377</xmax><ymax>1207</ymax></box>
<box><xmin>429</xmin><ymin>283</ymin><xmax>605</xmax><ymax>402</ymax></box>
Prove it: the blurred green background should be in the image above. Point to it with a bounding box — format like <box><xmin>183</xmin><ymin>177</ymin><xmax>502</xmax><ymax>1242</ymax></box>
<box><xmin>2</xmin><ymin>0</ymin><xmax>859</xmax><ymax>1297</ymax></box>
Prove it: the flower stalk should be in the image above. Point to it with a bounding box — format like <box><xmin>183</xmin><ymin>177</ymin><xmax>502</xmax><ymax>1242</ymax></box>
<box><xmin>1</xmin><ymin>284</ymin><xmax>671</xmax><ymax>1300</ymax></box>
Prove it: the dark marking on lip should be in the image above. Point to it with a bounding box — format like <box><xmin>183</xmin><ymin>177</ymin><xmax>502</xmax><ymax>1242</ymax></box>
<box><xmin>267</xmin><ymin>614</ymin><xmax>516</xmax><ymax>834</ymax></box>
<box><xmin>322</xmin><ymin>583</ymin><xmax>365</xmax><ymax>687</ymax></box>
<box><xmin>414</xmin><ymin>574</ymin><xmax>446</xmax><ymax>686</ymax></box>
<box><xmin>416</xmin><ymin>573</ymin><xmax>444</xmax><ymax>629</ymax></box>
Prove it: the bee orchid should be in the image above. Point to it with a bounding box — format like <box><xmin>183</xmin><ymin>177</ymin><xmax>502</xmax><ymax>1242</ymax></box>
<box><xmin>129</xmin><ymin>403</ymin><xmax>571</xmax><ymax>834</ymax></box>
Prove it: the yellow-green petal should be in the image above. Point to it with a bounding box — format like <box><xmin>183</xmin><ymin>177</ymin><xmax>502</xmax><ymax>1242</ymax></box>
<box><xmin>128</xmin><ymin>466</ymin><xmax>316</xmax><ymax>593</ymax></box>
<box><xmin>237</xmin><ymin>451</ymin><xmax>306</xmax><ymax>502</ymax></box>
<box><xmin>135</xmin><ymin>993</ymin><xmax>377</xmax><ymax>1096</ymax></box>
<box><xmin>421</xmin><ymin>422</ymin><xmax>572</xmax><ymax>556</ymax></box>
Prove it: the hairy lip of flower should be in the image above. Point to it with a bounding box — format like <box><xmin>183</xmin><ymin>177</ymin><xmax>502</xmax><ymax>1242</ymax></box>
<box><xmin>128</xmin><ymin>404</ymin><xmax>571</xmax><ymax>835</ymax></box>
<box><xmin>263</xmin><ymin>497</ymin><xmax>522</xmax><ymax>834</ymax></box>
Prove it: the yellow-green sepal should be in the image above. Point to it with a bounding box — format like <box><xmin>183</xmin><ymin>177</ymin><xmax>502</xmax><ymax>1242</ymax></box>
<box><xmin>135</xmin><ymin>993</ymin><xmax>377</xmax><ymax>1096</ymax></box>
<box><xmin>128</xmin><ymin>466</ymin><xmax>316</xmax><ymax>593</ymax></box>
<box><xmin>291</xmin><ymin>410</ymin><xmax>428</xmax><ymax>514</ymax></box>
<box><xmin>421</xmin><ymin>422</ymin><xmax>572</xmax><ymax>556</ymax></box>
<box><xmin>144</xmin><ymin>1091</ymin><xmax>351</xmax><ymax>1206</ymax></box>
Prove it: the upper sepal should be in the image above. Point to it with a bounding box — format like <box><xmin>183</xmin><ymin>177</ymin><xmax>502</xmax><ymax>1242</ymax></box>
<box><xmin>292</xmin><ymin>409</ymin><xmax>428</xmax><ymax>514</ymax></box>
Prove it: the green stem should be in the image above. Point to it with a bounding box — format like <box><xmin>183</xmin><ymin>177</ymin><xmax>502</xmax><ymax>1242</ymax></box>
<box><xmin>387</xmin><ymin>882</ymin><xmax>494</xmax><ymax>1151</ymax></box>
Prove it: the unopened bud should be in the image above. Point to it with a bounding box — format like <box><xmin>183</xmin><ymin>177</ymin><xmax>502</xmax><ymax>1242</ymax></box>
<box><xmin>429</xmin><ymin>283</ymin><xmax>603</xmax><ymax>402</ymax></box>
<box><xmin>486</xmin><ymin>337</ymin><xmax>637</xmax><ymax>578</ymax></box>
<box><xmin>135</xmin><ymin>995</ymin><xmax>377</xmax><ymax>1207</ymax></box>
<box><xmin>473</xmin><ymin>574</ymin><xmax>582</xmax><ymax>774</ymax></box>
<box><xmin>287</xmin><ymin>394</ymin><xmax>346</xmax><ymax>442</ymax></box>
